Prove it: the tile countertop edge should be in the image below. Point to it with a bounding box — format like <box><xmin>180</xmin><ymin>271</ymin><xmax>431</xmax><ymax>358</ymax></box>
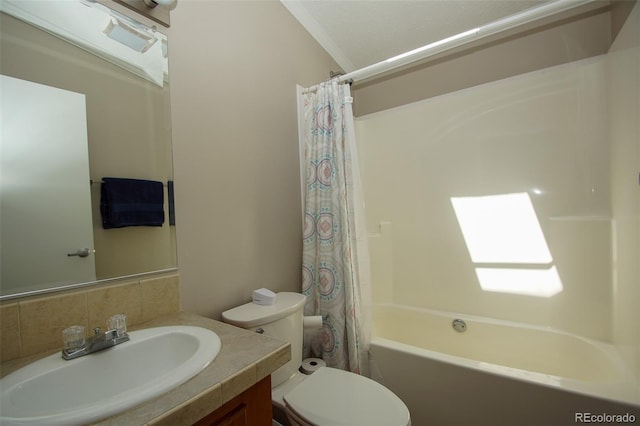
<box><xmin>1</xmin><ymin>311</ymin><xmax>291</xmax><ymax>426</ymax></box>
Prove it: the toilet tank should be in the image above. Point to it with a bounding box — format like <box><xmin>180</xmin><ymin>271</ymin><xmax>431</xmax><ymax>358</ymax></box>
<box><xmin>222</xmin><ymin>292</ymin><xmax>306</xmax><ymax>387</ymax></box>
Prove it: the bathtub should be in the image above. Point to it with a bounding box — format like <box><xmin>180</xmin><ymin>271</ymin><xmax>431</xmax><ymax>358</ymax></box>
<box><xmin>370</xmin><ymin>304</ymin><xmax>640</xmax><ymax>426</ymax></box>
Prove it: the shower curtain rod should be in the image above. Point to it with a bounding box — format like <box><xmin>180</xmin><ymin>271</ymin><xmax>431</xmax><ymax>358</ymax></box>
<box><xmin>302</xmin><ymin>0</ymin><xmax>601</xmax><ymax>93</ymax></box>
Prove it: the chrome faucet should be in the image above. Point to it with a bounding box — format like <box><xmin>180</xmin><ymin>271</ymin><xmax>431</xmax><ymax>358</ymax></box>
<box><xmin>62</xmin><ymin>315</ymin><xmax>129</xmax><ymax>360</ymax></box>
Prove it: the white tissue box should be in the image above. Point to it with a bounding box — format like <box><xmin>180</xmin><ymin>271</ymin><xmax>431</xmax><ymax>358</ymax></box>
<box><xmin>252</xmin><ymin>288</ymin><xmax>276</xmax><ymax>306</ymax></box>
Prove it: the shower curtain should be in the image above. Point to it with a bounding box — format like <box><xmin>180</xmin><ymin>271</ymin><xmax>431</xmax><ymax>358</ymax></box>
<box><xmin>299</xmin><ymin>80</ymin><xmax>372</xmax><ymax>375</ymax></box>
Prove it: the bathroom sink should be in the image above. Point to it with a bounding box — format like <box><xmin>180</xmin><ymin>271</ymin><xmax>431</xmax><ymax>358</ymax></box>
<box><xmin>0</xmin><ymin>325</ymin><xmax>221</xmax><ymax>426</ymax></box>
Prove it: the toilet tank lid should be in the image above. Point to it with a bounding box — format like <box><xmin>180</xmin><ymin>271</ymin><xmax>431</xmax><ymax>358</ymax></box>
<box><xmin>222</xmin><ymin>292</ymin><xmax>306</xmax><ymax>328</ymax></box>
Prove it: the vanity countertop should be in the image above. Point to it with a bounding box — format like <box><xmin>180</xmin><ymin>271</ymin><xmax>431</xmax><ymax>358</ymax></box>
<box><xmin>0</xmin><ymin>311</ymin><xmax>290</xmax><ymax>426</ymax></box>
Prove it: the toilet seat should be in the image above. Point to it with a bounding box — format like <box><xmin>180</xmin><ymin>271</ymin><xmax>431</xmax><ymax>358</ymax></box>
<box><xmin>283</xmin><ymin>367</ymin><xmax>410</xmax><ymax>426</ymax></box>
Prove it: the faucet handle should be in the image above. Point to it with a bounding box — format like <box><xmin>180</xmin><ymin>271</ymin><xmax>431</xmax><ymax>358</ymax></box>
<box><xmin>107</xmin><ymin>314</ymin><xmax>127</xmax><ymax>337</ymax></box>
<box><xmin>63</xmin><ymin>325</ymin><xmax>86</xmax><ymax>351</ymax></box>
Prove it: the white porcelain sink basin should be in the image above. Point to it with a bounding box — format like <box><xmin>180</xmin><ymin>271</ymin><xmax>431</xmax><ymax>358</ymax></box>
<box><xmin>0</xmin><ymin>325</ymin><xmax>221</xmax><ymax>426</ymax></box>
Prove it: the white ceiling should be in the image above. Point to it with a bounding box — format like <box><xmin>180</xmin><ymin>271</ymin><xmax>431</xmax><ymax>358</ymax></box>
<box><xmin>281</xmin><ymin>0</ymin><xmax>551</xmax><ymax>73</ymax></box>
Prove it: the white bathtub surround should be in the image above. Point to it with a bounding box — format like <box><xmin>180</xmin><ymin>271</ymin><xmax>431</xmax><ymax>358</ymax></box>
<box><xmin>352</xmin><ymin>1</ymin><xmax>639</xmax><ymax>423</ymax></box>
<box><xmin>356</xmin><ymin>54</ymin><xmax>613</xmax><ymax>341</ymax></box>
<box><xmin>358</xmin><ymin>1</ymin><xmax>640</xmax><ymax>383</ymax></box>
<box><xmin>298</xmin><ymin>80</ymin><xmax>372</xmax><ymax>374</ymax></box>
<box><xmin>608</xmin><ymin>0</ymin><xmax>640</xmax><ymax>383</ymax></box>
<box><xmin>371</xmin><ymin>304</ymin><xmax>640</xmax><ymax>425</ymax></box>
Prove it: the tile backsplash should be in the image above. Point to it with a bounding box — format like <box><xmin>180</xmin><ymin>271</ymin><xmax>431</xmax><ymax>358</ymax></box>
<box><xmin>0</xmin><ymin>273</ymin><xmax>180</xmax><ymax>363</ymax></box>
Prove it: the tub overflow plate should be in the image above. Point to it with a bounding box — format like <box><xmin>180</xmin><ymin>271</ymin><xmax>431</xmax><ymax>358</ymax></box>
<box><xmin>452</xmin><ymin>319</ymin><xmax>467</xmax><ymax>332</ymax></box>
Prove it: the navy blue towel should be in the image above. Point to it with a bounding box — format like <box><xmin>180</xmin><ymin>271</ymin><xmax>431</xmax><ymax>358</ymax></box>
<box><xmin>100</xmin><ymin>178</ymin><xmax>164</xmax><ymax>229</ymax></box>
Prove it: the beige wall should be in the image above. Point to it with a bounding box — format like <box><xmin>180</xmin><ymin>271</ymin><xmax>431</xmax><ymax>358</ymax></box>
<box><xmin>169</xmin><ymin>1</ymin><xmax>339</xmax><ymax>318</ymax></box>
<box><xmin>608</xmin><ymin>1</ymin><xmax>640</xmax><ymax>379</ymax></box>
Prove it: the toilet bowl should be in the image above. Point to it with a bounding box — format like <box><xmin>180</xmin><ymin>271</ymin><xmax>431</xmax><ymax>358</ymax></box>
<box><xmin>280</xmin><ymin>367</ymin><xmax>409</xmax><ymax>426</ymax></box>
<box><xmin>222</xmin><ymin>292</ymin><xmax>410</xmax><ymax>426</ymax></box>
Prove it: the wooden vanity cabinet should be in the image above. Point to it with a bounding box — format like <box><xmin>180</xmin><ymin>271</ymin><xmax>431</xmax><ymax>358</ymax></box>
<box><xmin>194</xmin><ymin>376</ymin><xmax>273</xmax><ymax>426</ymax></box>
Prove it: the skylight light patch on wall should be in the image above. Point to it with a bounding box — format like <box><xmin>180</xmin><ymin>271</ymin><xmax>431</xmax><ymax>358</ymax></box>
<box><xmin>451</xmin><ymin>192</ymin><xmax>562</xmax><ymax>297</ymax></box>
<box><xmin>451</xmin><ymin>192</ymin><xmax>552</xmax><ymax>263</ymax></box>
<box><xmin>475</xmin><ymin>266</ymin><xmax>563</xmax><ymax>297</ymax></box>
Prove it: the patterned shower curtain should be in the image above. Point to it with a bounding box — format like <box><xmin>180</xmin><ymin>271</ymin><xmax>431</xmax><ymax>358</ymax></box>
<box><xmin>300</xmin><ymin>80</ymin><xmax>371</xmax><ymax>375</ymax></box>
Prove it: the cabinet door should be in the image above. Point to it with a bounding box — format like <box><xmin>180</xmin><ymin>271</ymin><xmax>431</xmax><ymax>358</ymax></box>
<box><xmin>213</xmin><ymin>404</ymin><xmax>248</xmax><ymax>426</ymax></box>
<box><xmin>195</xmin><ymin>376</ymin><xmax>272</xmax><ymax>426</ymax></box>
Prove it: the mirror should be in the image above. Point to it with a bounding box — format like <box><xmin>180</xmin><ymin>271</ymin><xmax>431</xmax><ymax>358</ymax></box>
<box><xmin>0</xmin><ymin>1</ymin><xmax>175</xmax><ymax>299</ymax></box>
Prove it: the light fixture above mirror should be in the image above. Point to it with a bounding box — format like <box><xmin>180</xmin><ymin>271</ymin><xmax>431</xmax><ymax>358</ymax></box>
<box><xmin>111</xmin><ymin>0</ymin><xmax>175</xmax><ymax>28</ymax></box>
<box><xmin>143</xmin><ymin>0</ymin><xmax>175</xmax><ymax>8</ymax></box>
<box><xmin>1</xmin><ymin>0</ymin><xmax>168</xmax><ymax>86</ymax></box>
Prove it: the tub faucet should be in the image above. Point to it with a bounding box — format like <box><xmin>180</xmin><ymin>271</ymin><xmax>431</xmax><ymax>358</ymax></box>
<box><xmin>62</xmin><ymin>315</ymin><xmax>129</xmax><ymax>360</ymax></box>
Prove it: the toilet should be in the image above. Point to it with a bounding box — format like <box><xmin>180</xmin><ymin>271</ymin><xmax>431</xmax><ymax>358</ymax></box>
<box><xmin>222</xmin><ymin>292</ymin><xmax>410</xmax><ymax>426</ymax></box>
